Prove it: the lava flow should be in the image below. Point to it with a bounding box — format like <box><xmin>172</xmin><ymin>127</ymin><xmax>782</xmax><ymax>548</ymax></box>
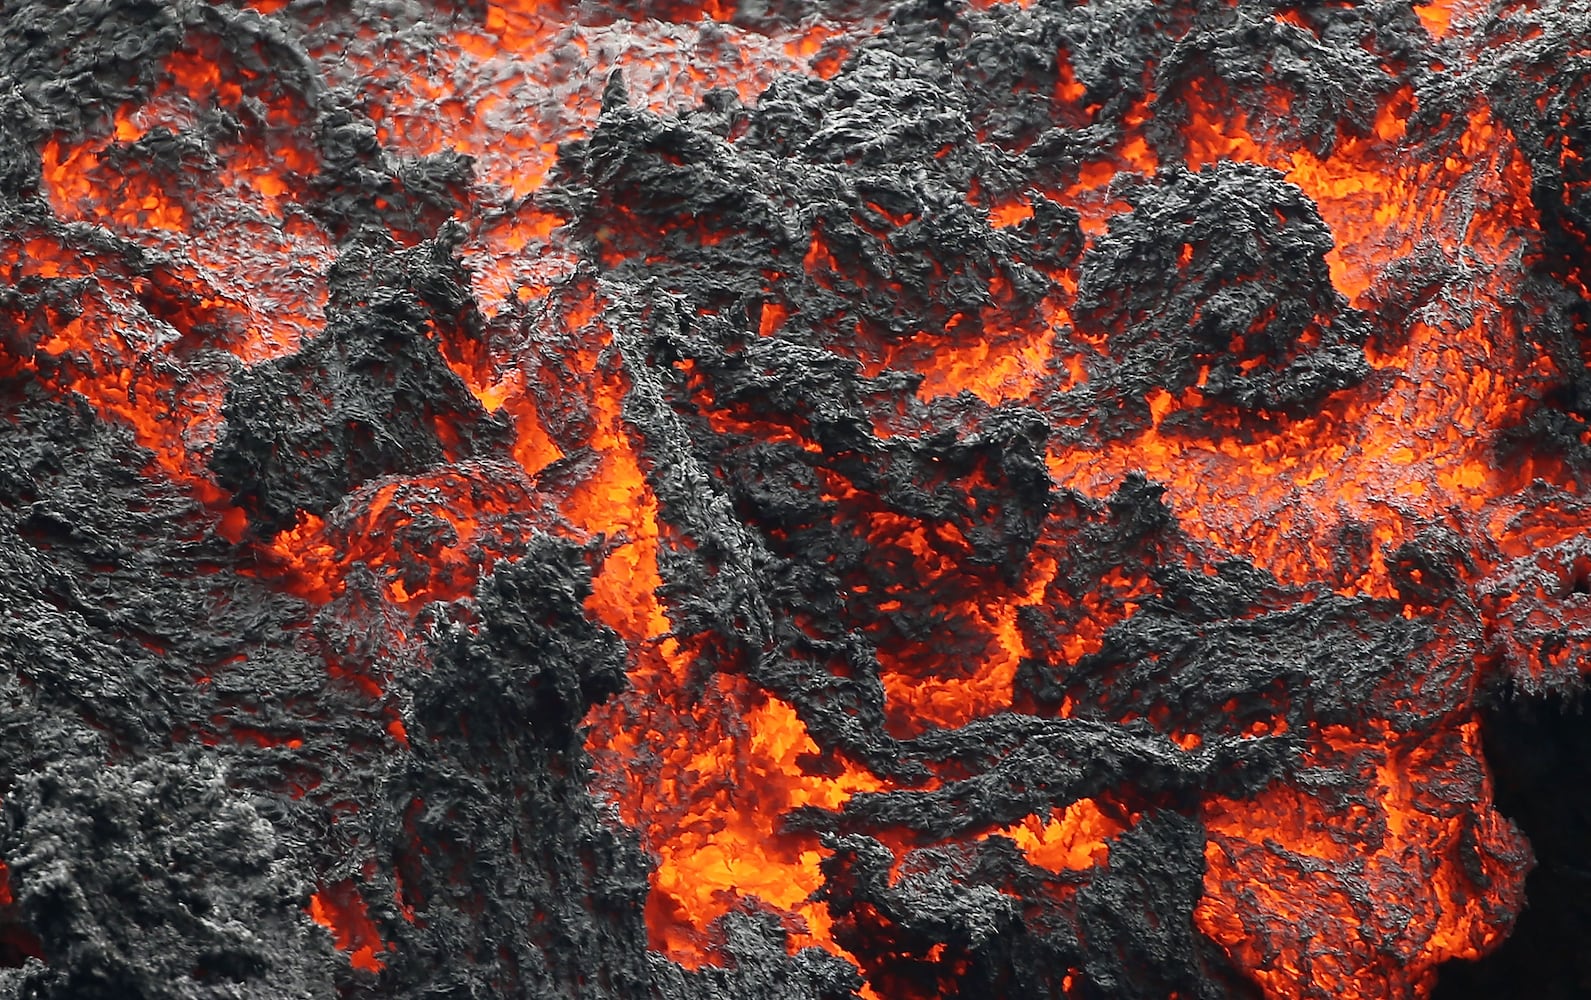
<box><xmin>3</xmin><ymin>0</ymin><xmax>1591</xmax><ymax>997</ymax></box>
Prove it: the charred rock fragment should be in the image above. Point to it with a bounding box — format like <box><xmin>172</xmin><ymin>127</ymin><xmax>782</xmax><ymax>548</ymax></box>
<box><xmin>376</xmin><ymin>539</ymin><xmax>660</xmax><ymax>1000</ymax></box>
<box><xmin>1074</xmin><ymin>162</ymin><xmax>1370</xmax><ymax>424</ymax></box>
<box><xmin>1150</xmin><ymin>0</ymin><xmax>1412</xmax><ymax>158</ymax></box>
<box><xmin>0</xmin><ymin>389</ymin><xmax>343</xmax><ymax>997</ymax></box>
<box><xmin>1034</xmin><ymin>561</ymin><xmax>1428</xmax><ymax>738</ymax></box>
<box><xmin>0</xmin><ymin>754</ymin><xmax>337</xmax><ymax>1000</ymax></box>
<box><xmin>818</xmin><ymin>814</ymin><xmax>1261</xmax><ymax>1000</ymax></box>
<box><xmin>212</xmin><ymin>229</ymin><xmax>514</xmax><ymax>533</ymax></box>
<box><xmin>648</xmin><ymin>908</ymin><xmax>865</xmax><ymax>1000</ymax></box>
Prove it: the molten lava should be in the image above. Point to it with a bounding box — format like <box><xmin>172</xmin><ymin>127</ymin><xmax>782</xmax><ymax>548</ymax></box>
<box><xmin>3</xmin><ymin>0</ymin><xmax>1591</xmax><ymax>997</ymax></box>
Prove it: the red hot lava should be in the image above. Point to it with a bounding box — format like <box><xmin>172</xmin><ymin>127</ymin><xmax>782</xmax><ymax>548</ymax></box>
<box><xmin>3</xmin><ymin>0</ymin><xmax>1591</xmax><ymax>998</ymax></box>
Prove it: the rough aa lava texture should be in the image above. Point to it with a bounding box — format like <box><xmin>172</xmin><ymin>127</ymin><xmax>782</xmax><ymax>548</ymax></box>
<box><xmin>2</xmin><ymin>0</ymin><xmax>1591</xmax><ymax>999</ymax></box>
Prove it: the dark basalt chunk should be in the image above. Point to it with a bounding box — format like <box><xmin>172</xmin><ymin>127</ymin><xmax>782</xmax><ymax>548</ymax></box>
<box><xmin>1074</xmin><ymin>162</ymin><xmax>1371</xmax><ymax>423</ymax></box>
<box><xmin>1034</xmin><ymin>561</ymin><xmax>1433</xmax><ymax>738</ymax></box>
<box><xmin>0</xmin><ymin>754</ymin><xmax>338</xmax><ymax>1000</ymax></box>
<box><xmin>816</xmin><ymin>814</ymin><xmax>1261</xmax><ymax>1000</ymax></box>
<box><xmin>1434</xmin><ymin>692</ymin><xmax>1591</xmax><ymax>1000</ymax></box>
<box><xmin>212</xmin><ymin>228</ymin><xmax>513</xmax><ymax>533</ymax></box>
<box><xmin>383</xmin><ymin>538</ymin><xmax>657</xmax><ymax>1000</ymax></box>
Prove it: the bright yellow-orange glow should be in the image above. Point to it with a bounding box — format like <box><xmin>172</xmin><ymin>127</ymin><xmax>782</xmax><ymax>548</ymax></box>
<box><xmin>994</xmin><ymin>799</ymin><xmax>1122</xmax><ymax>872</ymax></box>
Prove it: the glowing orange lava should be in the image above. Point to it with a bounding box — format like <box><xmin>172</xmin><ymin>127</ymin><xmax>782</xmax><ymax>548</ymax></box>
<box><xmin>6</xmin><ymin>0</ymin><xmax>1576</xmax><ymax>995</ymax></box>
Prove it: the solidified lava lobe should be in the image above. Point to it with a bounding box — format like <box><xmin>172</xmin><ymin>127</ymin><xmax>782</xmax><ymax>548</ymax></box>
<box><xmin>3</xmin><ymin>0</ymin><xmax>1591</xmax><ymax>998</ymax></box>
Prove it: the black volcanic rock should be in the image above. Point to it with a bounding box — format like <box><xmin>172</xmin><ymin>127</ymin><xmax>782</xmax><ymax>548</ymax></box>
<box><xmin>0</xmin><ymin>754</ymin><xmax>337</xmax><ymax>1000</ymax></box>
<box><xmin>1034</xmin><ymin>562</ymin><xmax>1433</xmax><ymax>737</ymax></box>
<box><xmin>212</xmin><ymin>227</ymin><xmax>514</xmax><ymax>533</ymax></box>
<box><xmin>816</xmin><ymin>814</ymin><xmax>1261</xmax><ymax>1000</ymax></box>
<box><xmin>372</xmin><ymin>538</ymin><xmax>660</xmax><ymax>1000</ymax></box>
<box><xmin>1074</xmin><ymin>162</ymin><xmax>1371</xmax><ymax>420</ymax></box>
<box><xmin>0</xmin><ymin>387</ymin><xmax>343</xmax><ymax>998</ymax></box>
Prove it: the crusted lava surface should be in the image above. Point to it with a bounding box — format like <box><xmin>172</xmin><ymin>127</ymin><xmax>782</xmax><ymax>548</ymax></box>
<box><xmin>3</xmin><ymin>0</ymin><xmax>1591</xmax><ymax>998</ymax></box>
